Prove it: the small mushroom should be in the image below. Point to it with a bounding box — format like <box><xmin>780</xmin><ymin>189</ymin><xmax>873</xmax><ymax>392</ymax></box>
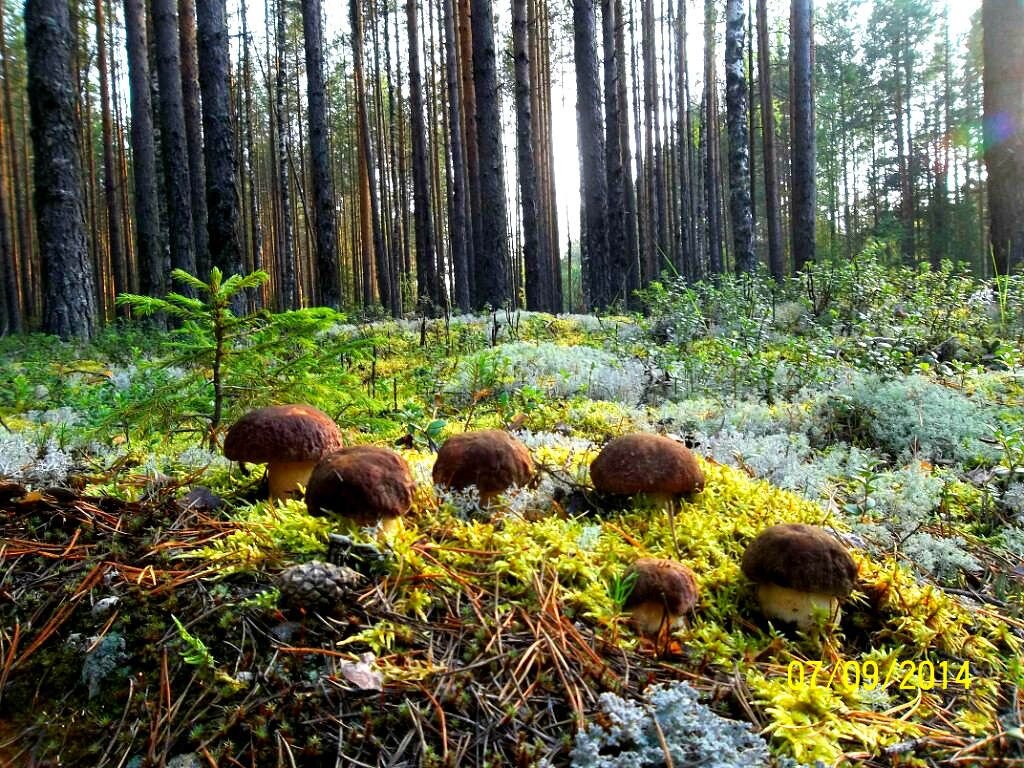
<box><xmin>590</xmin><ymin>433</ymin><xmax>704</xmax><ymax>554</ymax></box>
<box><xmin>224</xmin><ymin>405</ymin><xmax>342</xmax><ymax>501</ymax></box>
<box><xmin>432</xmin><ymin>430</ymin><xmax>534</xmax><ymax>503</ymax></box>
<box><xmin>306</xmin><ymin>445</ymin><xmax>415</xmax><ymax>532</ymax></box>
<box><xmin>741</xmin><ymin>523</ymin><xmax>858</xmax><ymax>631</ymax></box>
<box><xmin>623</xmin><ymin>557</ymin><xmax>699</xmax><ymax>639</ymax></box>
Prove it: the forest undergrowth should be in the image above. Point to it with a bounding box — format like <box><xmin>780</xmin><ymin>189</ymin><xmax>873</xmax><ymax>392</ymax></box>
<box><xmin>2</xmin><ymin>253</ymin><xmax>1024</xmax><ymax>767</ymax></box>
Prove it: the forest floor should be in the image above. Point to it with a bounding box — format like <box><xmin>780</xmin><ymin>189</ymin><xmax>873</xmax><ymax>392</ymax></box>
<box><xmin>2</xmin><ymin>257</ymin><xmax>1024</xmax><ymax>767</ymax></box>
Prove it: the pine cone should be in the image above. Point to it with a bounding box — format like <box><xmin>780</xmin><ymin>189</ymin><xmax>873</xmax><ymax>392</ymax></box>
<box><xmin>277</xmin><ymin>561</ymin><xmax>363</xmax><ymax>613</ymax></box>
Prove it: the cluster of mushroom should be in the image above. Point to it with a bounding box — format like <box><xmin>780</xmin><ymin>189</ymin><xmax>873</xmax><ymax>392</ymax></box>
<box><xmin>225</xmin><ymin>407</ymin><xmax>858</xmax><ymax>635</ymax></box>
<box><xmin>587</xmin><ymin>432</ymin><xmax>858</xmax><ymax>638</ymax></box>
<box><xmin>223</xmin><ymin>405</ymin><xmax>536</xmax><ymax>531</ymax></box>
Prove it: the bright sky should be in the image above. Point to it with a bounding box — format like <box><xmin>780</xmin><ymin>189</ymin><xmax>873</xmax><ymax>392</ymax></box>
<box><xmin>224</xmin><ymin>0</ymin><xmax>981</xmax><ymax>246</ymax></box>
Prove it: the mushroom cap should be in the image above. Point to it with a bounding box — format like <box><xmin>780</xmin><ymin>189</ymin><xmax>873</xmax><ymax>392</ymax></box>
<box><xmin>741</xmin><ymin>523</ymin><xmax>857</xmax><ymax>597</ymax></box>
<box><xmin>432</xmin><ymin>430</ymin><xmax>534</xmax><ymax>499</ymax></box>
<box><xmin>306</xmin><ymin>446</ymin><xmax>415</xmax><ymax>526</ymax></box>
<box><xmin>224</xmin><ymin>405</ymin><xmax>341</xmax><ymax>464</ymax></box>
<box><xmin>623</xmin><ymin>557</ymin><xmax>700</xmax><ymax>617</ymax></box>
<box><xmin>589</xmin><ymin>433</ymin><xmax>704</xmax><ymax>496</ymax></box>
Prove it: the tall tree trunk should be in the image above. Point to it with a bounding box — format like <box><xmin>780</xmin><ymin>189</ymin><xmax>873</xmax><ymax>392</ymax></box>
<box><xmin>96</xmin><ymin>0</ymin><xmax>127</xmax><ymax>304</ymax></box>
<box><xmin>703</xmin><ymin>0</ymin><xmax>723</xmax><ymax>274</ymax></box>
<box><xmin>756</xmin><ymin>0</ymin><xmax>783</xmax><ymax>280</ymax></box>
<box><xmin>407</xmin><ymin>0</ymin><xmax>439</xmax><ymax>312</ymax></box>
<box><xmin>0</xmin><ymin>7</ymin><xmax>27</xmax><ymax>328</ymax></box>
<box><xmin>574</xmin><ymin>0</ymin><xmax>609</xmax><ymax>308</ymax></box>
<box><xmin>197</xmin><ymin>0</ymin><xmax>243</xmax><ymax>288</ymax></box>
<box><xmin>983</xmin><ymin>0</ymin><xmax>1024</xmax><ymax>275</ymax></box>
<box><xmin>513</xmin><ymin>0</ymin><xmax>544</xmax><ymax>311</ymax></box>
<box><xmin>239</xmin><ymin>0</ymin><xmax>263</xmax><ymax>308</ymax></box>
<box><xmin>443</xmin><ymin>0</ymin><xmax>471</xmax><ymax>311</ymax></box>
<box><xmin>275</xmin><ymin>0</ymin><xmax>297</xmax><ymax>308</ymax></box>
<box><xmin>178</xmin><ymin>0</ymin><xmax>209</xmax><ymax>275</ymax></box>
<box><xmin>602</xmin><ymin>0</ymin><xmax>630</xmax><ymax>305</ymax></box>
<box><xmin>725</xmin><ymin>0</ymin><xmax>755</xmax><ymax>273</ymax></box>
<box><xmin>351</xmin><ymin>0</ymin><xmax>396</xmax><ymax>313</ymax></box>
<box><xmin>124</xmin><ymin>0</ymin><xmax>166</xmax><ymax>299</ymax></box>
<box><xmin>26</xmin><ymin>0</ymin><xmax>97</xmax><ymax>339</ymax></box>
<box><xmin>789</xmin><ymin>0</ymin><xmax>815</xmax><ymax>271</ymax></box>
<box><xmin>470</xmin><ymin>0</ymin><xmax>511</xmax><ymax>307</ymax></box>
<box><xmin>152</xmin><ymin>0</ymin><xmax>198</xmax><ymax>278</ymax></box>
<box><xmin>457</xmin><ymin>0</ymin><xmax>479</xmax><ymax>300</ymax></box>
<box><xmin>300</xmin><ymin>0</ymin><xmax>342</xmax><ymax>308</ymax></box>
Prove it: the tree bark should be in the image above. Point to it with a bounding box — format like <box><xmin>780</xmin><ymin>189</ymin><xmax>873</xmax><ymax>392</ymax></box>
<box><xmin>790</xmin><ymin>0</ymin><xmax>815</xmax><ymax>272</ymax></box>
<box><xmin>152</xmin><ymin>0</ymin><xmax>197</xmax><ymax>279</ymax></box>
<box><xmin>601</xmin><ymin>0</ymin><xmax>631</xmax><ymax>305</ymax></box>
<box><xmin>756</xmin><ymin>0</ymin><xmax>783</xmax><ymax>280</ymax></box>
<box><xmin>124</xmin><ymin>0</ymin><xmax>166</xmax><ymax>299</ymax></box>
<box><xmin>26</xmin><ymin>0</ymin><xmax>98</xmax><ymax>339</ymax></box>
<box><xmin>725</xmin><ymin>0</ymin><xmax>755</xmax><ymax>273</ymax></box>
<box><xmin>300</xmin><ymin>0</ymin><xmax>342</xmax><ymax>308</ymax></box>
<box><xmin>703</xmin><ymin>0</ymin><xmax>723</xmax><ymax>274</ymax></box>
<box><xmin>197</xmin><ymin>0</ymin><xmax>243</xmax><ymax>289</ymax></box>
<box><xmin>178</xmin><ymin>0</ymin><xmax>209</xmax><ymax>275</ymax></box>
<box><xmin>274</xmin><ymin>0</ymin><xmax>297</xmax><ymax>308</ymax></box>
<box><xmin>513</xmin><ymin>0</ymin><xmax>544</xmax><ymax>311</ymax></box>
<box><xmin>407</xmin><ymin>0</ymin><xmax>440</xmax><ymax>312</ymax></box>
<box><xmin>470</xmin><ymin>0</ymin><xmax>512</xmax><ymax>307</ymax></box>
<box><xmin>574</xmin><ymin>0</ymin><xmax>609</xmax><ymax>308</ymax></box>
<box><xmin>96</xmin><ymin>0</ymin><xmax>127</xmax><ymax>304</ymax></box>
<box><xmin>983</xmin><ymin>0</ymin><xmax>1024</xmax><ymax>275</ymax></box>
<box><xmin>443</xmin><ymin>0</ymin><xmax>471</xmax><ymax>311</ymax></box>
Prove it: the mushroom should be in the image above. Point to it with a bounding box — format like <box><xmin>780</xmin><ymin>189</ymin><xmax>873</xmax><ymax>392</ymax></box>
<box><xmin>740</xmin><ymin>523</ymin><xmax>858</xmax><ymax>631</ymax></box>
<box><xmin>224</xmin><ymin>405</ymin><xmax>342</xmax><ymax>501</ymax></box>
<box><xmin>432</xmin><ymin>430</ymin><xmax>534</xmax><ymax>503</ymax></box>
<box><xmin>306</xmin><ymin>445</ymin><xmax>416</xmax><ymax>532</ymax></box>
<box><xmin>622</xmin><ymin>557</ymin><xmax>699</xmax><ymax>640</ymax></box>
<box><xmin>589</xmin><ymin>433</ymin><xmax>704</xmax><ymax>553</ymax></box>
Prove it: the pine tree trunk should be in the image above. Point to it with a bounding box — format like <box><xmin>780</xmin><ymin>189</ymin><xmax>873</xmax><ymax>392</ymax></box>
<box><xmin>124</xmin><ymin>0</ymin><xmax>166</xmax><ymax>299</ymax></box>
<box><xmin>513</xmin><ymin>0</ymin><xmax>544</xmax><ymax>311</ymax></box>
<box><xmin>789</xmin><ymin>0</ymin><xmax>815</xmax><ymax>272</ymax></box>
<box><xmin>470</xmin><ymin>0</ymin><xmax>512</xmax><ymax>308</ymax></box>
<box><xmin>0</xmin><ymin>8</ymin><xmax>26</xmax><ymax>329</ymax></box>
<box><xmin>26</xmin><ymin>0</ymin><xmax>98</xmax><ymax>340</ymax></box>
<box><xmin>96</xmin><ymin>0</ymin><xmax>127</xmax><ymax>304</ymax></box>
<box><xmin>407</xmin><ymin>0</ymin><xmax>439</xmax><ymax>312</ymax></box>
<box><xmin>178</xmin><ymin>0</ymin><xmax>209</xmax><ymax>275</ymax></box>
<box><xmin>443</xmin><ymin>0</ymin><xmax>471</xmax><ymax>311</ymax></box>
<box><xmin>725</xmin><ymin>0</ymin><xmax>755</xmax><ymax>273</ymax></box>
<box><xmin>351</xmin><ymin>0</ymin><xmax>396</xmax><ymax>313</ymax></box>
<box><xmin>983</xmin><ymin>0</ymin><xmax>1024</xmax><ymax>275</ymax></box>
<box><xmin>703</xmin><ymin>0</ymin><xmax>723</xmax><ymax>274</ymax></box>
<box><xmin>756</xmin><ymin>0</ymin><xmax>783</xmax><ymax>280</ymax></box>
<box><xmin>275</xmin><ymin>0</ymin><xmax>297</xmax><ymax>308</ymax></box>
<box><xmin>152</xmin><ymin>0</ymin><xmax>198</xmax><ymax>279</ymax></box>
<box><xmin>601</xmin><ymin>0</ymin><xmax>630</xmax><ymax>305</ymax></box>
<box><xmin>239</xmin><ymin>0</ymin><xmax>264</xmax><ymax>308</ymax></box>
<box><xmin>457</xmin><ymin>0</ymin><xmax>480</xmax><ymax>301</ymax></box>
<box><xmin>300</xmin><ymin>0</ymin><xmax>342</xmax><ymax>308</ymax></box>
<box><xmin>574</xmin><ymin>0</ymin><xmax>609</xmax><ymax>308</ymax></box>
<box><xmin>196</xmin><ymin>0</ymin><xmax>243</xmax><ymax>288</ymax></box>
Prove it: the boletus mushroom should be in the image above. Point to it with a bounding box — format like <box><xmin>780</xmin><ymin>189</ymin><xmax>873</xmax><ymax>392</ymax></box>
<box><xmin>306</xmin><ymin>445</ymin><xmax>416</xmax><ymax>532</ymax></box>
<box><xmin>590</xmin><ymin>433</ymin><xmax>704</xmax><ymax>552</ymax></box>
<box><xmin>741</xmin><ymin>523</ymin><xmax>858</xmax><ymax>631</ymax></box>
<box><xmin>622</xmin><ymin>557</ymin><xmax>699</xmax><ymax>639</ymax></box>
<box><xmin>432</xmin><ymin>430</ymin><xmax>534</xmax><ymax>503</ymax></box>
<box><xmin>224</xmin><ymin>405</ymin><xmax>342</xmax><ymax>501</ymax></box>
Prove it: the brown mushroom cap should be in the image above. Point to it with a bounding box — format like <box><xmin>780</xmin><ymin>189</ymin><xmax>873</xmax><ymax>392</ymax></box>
<box><xmin>741</xmin><ymin>523</ymin><xmax>857</xmax><ymax>597</ymax></box>
<box><xmin>623</xmin><ymin>557</ymin><xmax>700</xmax><ymax>617</ymax></box>
<box><xmin>306</xmin><ymin>446</ymin><xmax>415</xmax><ymax>526</ymax></box>
<box><xmin>224</xmin><ymin>405</ymin><xmax>341</xmax><ymax>464</ymax></box>
<box><xmin>589</xmin><ymin>433</ymin><xmax>704</xmax><ymax>496</ymax></box>
<box><xmin>432</xmin><ymin>430</ymin><xmax>534</xmax><ymax>501</ymax></box>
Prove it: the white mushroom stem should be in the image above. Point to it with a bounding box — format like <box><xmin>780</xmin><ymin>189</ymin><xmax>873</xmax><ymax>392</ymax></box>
<box><xmin>268</xmin><ymin>461</ymin><xmax>317</xmax><ymax>501</ymax></box>
<box><xmin>757</xmin><ymin>583</ymin><xmax>841</xmax><ymax>631</ymax></box>
<box><xmin>629</xmin><ymin>600</ymin><xmax>684</xmax><ymax>639</ymax></box>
